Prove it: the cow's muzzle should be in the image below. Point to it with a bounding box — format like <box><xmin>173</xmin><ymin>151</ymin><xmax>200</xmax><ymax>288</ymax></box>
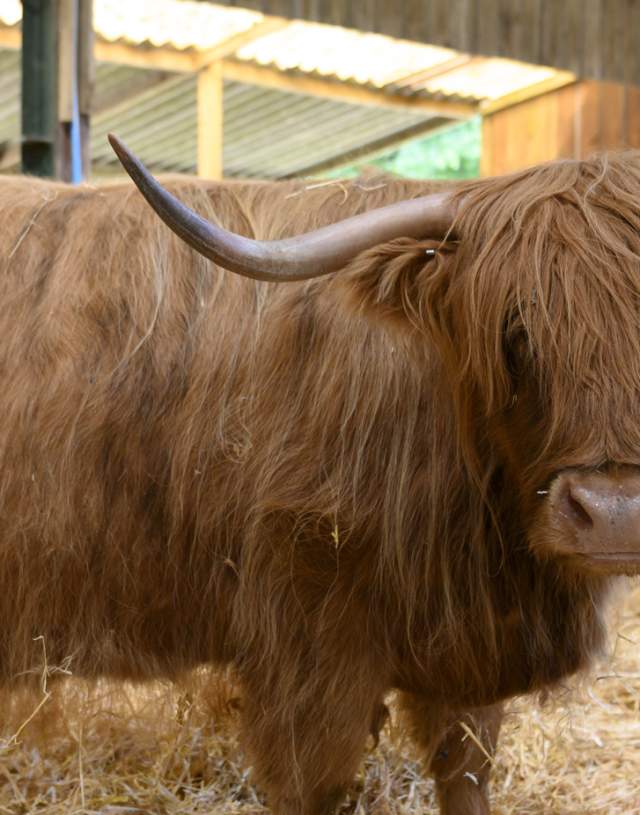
<box><xmin>549</xmin><ymin>468</ymin><xmax>640</xmax><ymax>573</ymax></box>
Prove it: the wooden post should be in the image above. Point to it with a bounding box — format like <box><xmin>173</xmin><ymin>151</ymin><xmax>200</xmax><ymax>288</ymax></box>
<box><xmin>78</xmin><ymin>0</ymin><xmax>95</xmax><ymax>175</ymax></box>
<box><xmin>57</xmin><ymin>0</ymin><xmax>94</xmax><ymax>181</ymax></box>
<box><xmin>21</xmin><ymin>0</ymin><xmax>58</xmax><ymax>177</ymax></box>
<box><xmin>58</xmin><ymin>0</ymin><xmax>74</xmax><ymax>180</ymax></box>
<box><xmin>197</xmin><ymin>62</ymin><xmax>224</xmax><ymax>179</ymax></box>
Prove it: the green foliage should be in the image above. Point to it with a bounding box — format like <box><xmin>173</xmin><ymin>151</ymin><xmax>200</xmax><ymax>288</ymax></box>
<box><xmin>327</xmin><ymin>116</ymin><xmax>482</xmax><ymax>181</ymax></box>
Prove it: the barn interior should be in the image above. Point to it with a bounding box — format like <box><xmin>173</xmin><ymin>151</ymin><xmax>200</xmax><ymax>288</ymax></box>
<box><xmin>0</xmin><ymin>1</ymin><xmax>639</xmax><ymax>813</ymax></box>
<box><xmin>2</xmin><ymin>0</ymin><xmax>640</xmax><ymax>182</ymax></box>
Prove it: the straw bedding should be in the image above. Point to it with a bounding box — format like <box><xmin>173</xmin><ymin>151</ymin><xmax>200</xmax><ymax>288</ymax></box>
<box><xmin>1</xmin><ymin>583</ymin><xmax>638</xmax><ymax>815</ymax></box>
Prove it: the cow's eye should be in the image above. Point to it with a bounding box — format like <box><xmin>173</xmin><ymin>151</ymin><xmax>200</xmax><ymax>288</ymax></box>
<box><xmin>504</xmin><ymin>328</ymin><xmax>530</xmax><ymax>382</ymax></box>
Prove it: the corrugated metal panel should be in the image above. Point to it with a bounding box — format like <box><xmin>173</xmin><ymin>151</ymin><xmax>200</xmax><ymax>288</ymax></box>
<box><xmin>223</xmin><ymin>84</ymin><xmax>437</xmax><ymax>177</ymax></box>
<box><xmin>94</xmin><ymin>0</ymin><xmax>262</xmax><ymax>51</ymax></box>
<box><xmin>0</xmin><ymin>49</ymin><xmax>19</xmax><ymax>148</ymax></box>
<box><xmin>0</xmin><ymin>0</ymin><xmax>18</xmax><ymax>26</ymax></box>
<box><xmin>0</xmin><ymin>0</ymin><xmax>262</xmax><ymax>51</ymax></box>
<box><xmin>92</xmin><ymin>71</ymin><xmax>197</xmax><ymax>172</ymax></box>
<box><xmin>235</xmin><ymin>21</ymin><xmax>458</xmax><ymax>87</ymax></box>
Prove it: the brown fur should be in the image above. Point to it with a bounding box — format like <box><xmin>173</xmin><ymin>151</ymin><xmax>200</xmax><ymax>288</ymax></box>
<box><xmin>0</xmin><ymin>153</ymin><xmax>638</xmax><ymax>813</ymax></box>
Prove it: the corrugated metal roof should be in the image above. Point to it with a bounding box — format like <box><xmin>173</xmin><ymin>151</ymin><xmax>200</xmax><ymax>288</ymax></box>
<box><xmin>0</xmin><ymin>0</ymin><xmax>17</xmax><ymax>25</ymax></box>
<box><xmin>236</xmin><ymin>22</ymin><xmax>458</xmax><ymax>87</ymax></box>
<box><xmin>0</xmin><ymin>0</ymin><xmax>263</xmax><ymax>51</ymax></box>
<box><xmin>0</xmin><ymin>49</ymin><xmax>19</xmax><ymax>151</ymax></box>
<box><xmin>234</xmin><ymin>23</ymin><xmax>560</xmax><ymax>101</ymax></box>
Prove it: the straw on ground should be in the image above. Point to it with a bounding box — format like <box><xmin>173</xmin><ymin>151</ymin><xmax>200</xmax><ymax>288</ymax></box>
<box><xmin>1</xmin><ymin>583</ymin><xmax>638</xmax><ymax>814</ymax></box>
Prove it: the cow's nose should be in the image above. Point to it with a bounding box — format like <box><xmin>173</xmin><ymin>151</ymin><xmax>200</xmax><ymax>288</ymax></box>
<box><xmin>554</xmin><ymin>470</ymin><xmax>640</xmax><ymax>559</ymax></box>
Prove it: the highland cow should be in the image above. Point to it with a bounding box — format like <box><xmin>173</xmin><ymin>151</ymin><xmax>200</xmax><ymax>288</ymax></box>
<box><xmin>0</xmin><ymin>138</ymin><xmax>639</xmax><ymax>815</ymax></box>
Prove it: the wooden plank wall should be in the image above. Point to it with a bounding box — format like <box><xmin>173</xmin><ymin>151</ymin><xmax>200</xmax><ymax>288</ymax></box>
<box><xmin>211</xmin><ymin>0</ymin><xmax>640</xmax><ymax>84</ymax></box>
<box><xmin>481</xmin><ymin>81</ymin><xmax>640</xmax><ymax>176</ymax></box>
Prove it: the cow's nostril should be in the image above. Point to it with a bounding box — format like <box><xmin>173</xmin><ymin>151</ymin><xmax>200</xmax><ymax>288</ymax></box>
<box><xmin>552</xmin><ymin>470</ymin><xmax>640</xmax><ymax>560</ymax></box>
<box><xmin>564</xmin><ymin>489</ymin><xmax>595</xmax><ymax>530</ymax></box>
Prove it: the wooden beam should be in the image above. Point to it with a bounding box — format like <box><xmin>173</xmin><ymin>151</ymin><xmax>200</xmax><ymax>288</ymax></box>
<box><xmin>221</xmin><ymin>60</ymin><xmax>476</xmax><ymax>119</ymax></box>
<box><xmin>194</xmin><ymin>17</ymin><xmax>289</xmax><ymax>68</ymax></box>
<box><xmin>0</xmin><ymin>25</ymin><xmax>20</xmax><ymax>50</ymax></box>
<box><xmin>58</xmin><ymin>0</ymin><xmax>76</xmax><ymax>180</ymax></box>
<box><xmin>57</xmin><ymin>0</ymin><xmax>93</xmax><ymax>182</ymax></box>
<box><xmin>78</xmin><ymin>0</ymin><xmax>95</xmax><ymax>173</ymax></box>
<box><xmin>94</xmin><ymin>40</ymin><xmax>197</xmax><ymax>72</ymax></box>
<box><xmin>58</xmin><ymin>0</ymin><xmax>76</xmax><ymax>123</ymax></box>
<box><xmin>78</xmin><ymin>0</ymin><xmax>94</xmax><ymax>117</ymax></box>
<box><xmin>197</xmin><ymin>62</ymin><xmax>224</xmax><ymax>178</ymax></box>
<box><xmin>480</xmin><ymin>71</ymin><xmax>576</xmax><ymax>115</ymax></box>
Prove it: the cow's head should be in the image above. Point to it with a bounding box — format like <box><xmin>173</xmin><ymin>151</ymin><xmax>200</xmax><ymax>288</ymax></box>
<box><xmin>419</xmin><ymin>156</ymin><xmax>640</xmax><ymax>579</ymax></box>
<box><xmin>110</xmin><ymin>135</ymin><xmax>640</xmax><ymax>577</ymax></box>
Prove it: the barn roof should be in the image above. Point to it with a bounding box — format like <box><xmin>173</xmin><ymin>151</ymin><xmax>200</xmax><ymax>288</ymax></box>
<box><xmin>0</xmin><ymin>0</ymin><xmax>574</xmax><ymax>179</ymax></box>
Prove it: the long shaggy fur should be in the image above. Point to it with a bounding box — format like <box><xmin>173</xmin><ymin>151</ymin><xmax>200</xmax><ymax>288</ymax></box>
<box><xmin>0</xmin><ymin>154</ymin><xmax>638</xmax><ymax>813</ymax></box>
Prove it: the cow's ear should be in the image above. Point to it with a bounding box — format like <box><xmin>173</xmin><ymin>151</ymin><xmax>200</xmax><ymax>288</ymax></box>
<box><xmin>338</xmin><ymin>238</ymin><xmax>458</xmax><ymax>336</ymax></box>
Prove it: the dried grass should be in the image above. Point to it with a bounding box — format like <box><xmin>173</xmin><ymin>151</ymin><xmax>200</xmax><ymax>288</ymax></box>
<box><xmin>1</xmin><ymin>582</ymin><xmax>639</xmax><ymax>815</ymax></box>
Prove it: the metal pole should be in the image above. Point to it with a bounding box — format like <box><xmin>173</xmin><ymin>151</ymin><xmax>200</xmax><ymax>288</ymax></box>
<box><xmin>21</xmin><ymin>0</ymin><xmax>58</xmax><ymax>177</ymax></box>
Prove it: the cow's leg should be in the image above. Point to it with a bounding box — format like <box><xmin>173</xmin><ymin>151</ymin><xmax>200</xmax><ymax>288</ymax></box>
<box><xmin>239</xmin><ymin>663</ymin><xmax>386</xmax><ymax>815</ymax></box>
<box><xmin>401</xmin><ymin>694</ymin><xmax>504</xmax><ymax>815</ymax></box>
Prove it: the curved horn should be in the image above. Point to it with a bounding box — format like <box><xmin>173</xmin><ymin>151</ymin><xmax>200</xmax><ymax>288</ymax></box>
<box><xmin>109</xmin><ymin>133</ymin><xmax>457</xmax><ymax>282</ymax></box>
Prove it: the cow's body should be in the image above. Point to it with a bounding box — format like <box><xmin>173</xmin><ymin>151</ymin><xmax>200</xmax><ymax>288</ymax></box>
<box><xmin>0</xmin><ymin>157</ymin><xmax>636</xmax><ymax>814</ymax></box>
